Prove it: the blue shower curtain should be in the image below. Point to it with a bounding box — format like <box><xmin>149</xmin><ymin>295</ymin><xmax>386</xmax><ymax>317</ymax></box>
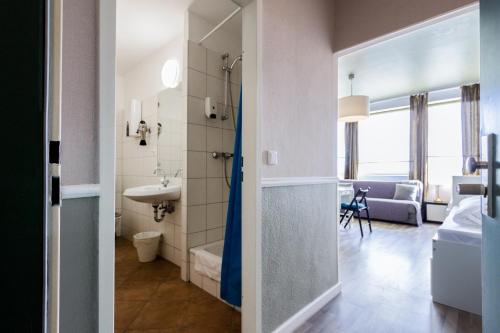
<box><xmin>220</xmin><ymin>88</ymin><xmax>242</xmax><ymax>307</ymax></box>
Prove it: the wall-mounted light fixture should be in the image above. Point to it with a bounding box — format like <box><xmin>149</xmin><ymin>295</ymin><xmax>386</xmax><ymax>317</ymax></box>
<box><xmin>161</xmin><ymin>59</ymin><xmax>180</xmax><ymax>88</ymax></box>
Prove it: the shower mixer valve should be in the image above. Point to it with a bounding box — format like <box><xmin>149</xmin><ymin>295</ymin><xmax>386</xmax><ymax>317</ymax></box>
<box><xmin>211</xmin><ymin>151</ymin><xmax>234</xmax><ymax>159</ymax></box>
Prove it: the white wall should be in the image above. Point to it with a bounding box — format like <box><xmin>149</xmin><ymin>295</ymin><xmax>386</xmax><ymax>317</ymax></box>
<box><xmin>261</xmin><ymin>0</ymin><xmax>336</xmax><ymax>178</ymax></box>
<box><xmin>121</xmin><ymin>36</ymin><xmax>183</xmax><ymax>103</ymax></box>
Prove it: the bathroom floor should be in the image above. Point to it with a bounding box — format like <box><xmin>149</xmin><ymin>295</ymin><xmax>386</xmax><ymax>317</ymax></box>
<box><xmin>115</xmin><ymin>238</ymin><xmax>241</xmax><ymax>333</ymax></box>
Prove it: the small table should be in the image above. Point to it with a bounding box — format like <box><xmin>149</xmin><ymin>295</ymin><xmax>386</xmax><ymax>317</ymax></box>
<box><xmin>424</xmin><ymin>201</ymin><xmax>448</xmax><ymax>223</ymax></box>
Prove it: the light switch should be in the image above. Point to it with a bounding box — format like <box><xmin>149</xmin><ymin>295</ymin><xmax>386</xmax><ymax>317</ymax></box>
<box><xmin>266</xmin><ymin>150</ymin><xmax>278</xmax><ymax>165</ymax></box>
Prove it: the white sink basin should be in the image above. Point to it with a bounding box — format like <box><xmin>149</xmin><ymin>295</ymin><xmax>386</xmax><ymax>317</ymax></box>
<box><xmin>123</xmin><ymin>180</ymin><xmax>181</xmax><ymax>204</ymax></box>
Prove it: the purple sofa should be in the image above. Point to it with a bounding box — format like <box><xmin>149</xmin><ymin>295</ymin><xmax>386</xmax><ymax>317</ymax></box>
<box><xmin>344</xmin><ymin>180</ymin><xmax>424</xmax><ymax>226</ymax></box>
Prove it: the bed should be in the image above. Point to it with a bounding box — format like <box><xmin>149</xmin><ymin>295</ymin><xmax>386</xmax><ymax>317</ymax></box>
<box><xmin>430</xmin><ymin>175</ymin><xmax>482</xmax><ymax>315</ymax></box>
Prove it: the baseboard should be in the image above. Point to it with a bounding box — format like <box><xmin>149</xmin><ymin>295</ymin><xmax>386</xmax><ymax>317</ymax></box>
<box><xmin>272</xmin><ymin>282</ymin><xmax>342</xmax><ymax>333</ymax></box>
<box><xmin>261</xmin><ymin>177</ymin><xmax>338</xmax><ymax>188</ymax></box>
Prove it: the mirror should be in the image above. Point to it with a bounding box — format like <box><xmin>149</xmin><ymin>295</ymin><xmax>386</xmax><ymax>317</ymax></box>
<box><xmin>156</xmin><ymin>87</ymin><xmax>183</xmax><ymax>177</ymax></box>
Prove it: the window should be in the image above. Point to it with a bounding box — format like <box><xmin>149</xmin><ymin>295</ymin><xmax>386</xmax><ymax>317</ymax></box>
<box><xmin>427</xmin><ymin>100</ymin><xmax>462</xmax><ymax>199</ymax></box>
<box><xmin>358</xmin><ymin>109</ymin><xmax>410</xmax><ymax>180</ymax></box>
<box><xmin>337</xmin><ymin>99</ymin><xmax>463</xmax><ymax>194</ymax></box>
<box><xmin>338</xmin><ymin>109</ymin><xmax>410</xmax><ymax>180</ymax></box>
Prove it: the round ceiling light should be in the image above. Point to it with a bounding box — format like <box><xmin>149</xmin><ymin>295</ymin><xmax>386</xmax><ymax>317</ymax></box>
<box><xmin>161</xmin><ymin>59</ymin><xmax>180</xmax><ymax>88</ymax></box>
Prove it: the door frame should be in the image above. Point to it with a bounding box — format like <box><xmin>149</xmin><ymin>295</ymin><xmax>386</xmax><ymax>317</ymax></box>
<box><xmin>97</xmin><ymin>1</ymin><xmax>261</xmax><ymax>332</ymax></box>
<box><xmin>331</xmin><ymin>0</ymin><xmax>479</xmax><ymax>324</ymax></box>
<box><xmin>97</xmin><ymin>0</ymin><xmax>116</xmax><ymax>332</ymax></box>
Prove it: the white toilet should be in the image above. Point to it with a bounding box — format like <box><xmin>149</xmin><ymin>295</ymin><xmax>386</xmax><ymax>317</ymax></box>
<box><xmin>133</xmin><ymin>231</ymin><xmax>162</xmax><ymax>262</ymax></box>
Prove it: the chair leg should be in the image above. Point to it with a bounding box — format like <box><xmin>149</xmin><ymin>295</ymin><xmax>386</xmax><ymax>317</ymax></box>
<box><xmin>339</xmin><ymin>209</ymin><xmax>348</xmax><ymax>225</ymax></box>
<box><xmin>365</xmin><ymin>209</ymin><xmax>372</xmax><ymax>233</ymax></box>
<box><xmin>344</xmin><ymin>212</ymin><xmax>354</xmax><ymax>229</ymax></box>
<box><xmin>356</xmin><ymin>211</ymin><xmax>364</xmax><ymax>237</ymax></box>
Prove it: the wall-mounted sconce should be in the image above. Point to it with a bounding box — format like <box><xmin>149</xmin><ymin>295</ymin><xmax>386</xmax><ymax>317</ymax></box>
<box><xmin>137</xmin><ymin>120</ymin><xmax>150</xmax><ymax>146</ymax></box>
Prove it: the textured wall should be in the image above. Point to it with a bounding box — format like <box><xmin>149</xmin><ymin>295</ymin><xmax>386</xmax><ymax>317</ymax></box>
<box><xmin>334</xmin><ymin>0</ymin><xmax>477</xmax><ymax>51</ymax></box>
<box><xmin>261</xmin><ymin>0</ymin><xmax>336</xmax><ymax>178</ymax></box>
<box><xmin>61</xmin><ymin>0</ymin><xmax>98</xmax><ymax>185</ymax></box>
<box><xmin>60</xmin><ymin>197</ymin><xmax>99</xmax><ymax>333</ymax></box>
<box><xmin>262</xmin><ymin>183</ymin><xmax>338</xmax><ymax>332</ymax></box>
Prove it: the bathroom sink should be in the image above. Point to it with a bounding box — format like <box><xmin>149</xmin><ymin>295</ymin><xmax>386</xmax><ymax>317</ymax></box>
<box><xmin>123</xmin><ymin>181</ymin><xmax>181</xmax><ymax>204</ymax></box>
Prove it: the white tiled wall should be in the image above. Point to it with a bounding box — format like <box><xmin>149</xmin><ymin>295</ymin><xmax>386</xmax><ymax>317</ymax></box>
<box><xmin>117</xmin><ymin>92</ymin><xmax>185</xmax><ymax>272</ymax></box>
<box><xmin>183</xmin><ymin>39</ymin><xmax>241</xmax><ymax>282</ymax></box>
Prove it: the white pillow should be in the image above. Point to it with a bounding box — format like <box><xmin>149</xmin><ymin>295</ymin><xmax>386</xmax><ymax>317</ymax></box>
<box><xmin>454</xmin><ymin>197</ymin><xmax>482</xmax><ymax>226</ymax></box>
<box><xmin>393</xmin><ymin>184</ymin><xmax>418</xmax><ymax>201</ymax></box>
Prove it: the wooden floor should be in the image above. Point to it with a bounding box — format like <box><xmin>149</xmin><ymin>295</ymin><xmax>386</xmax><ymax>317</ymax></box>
<box><xmin>296</xmin><ymin>221</ymin><xmax>482</xmax><ymax>333</ymax></box>
<box><xmin>114</xmin><ymin>238</ymin><xmax>240</xmax><ymax>332</ymax></box>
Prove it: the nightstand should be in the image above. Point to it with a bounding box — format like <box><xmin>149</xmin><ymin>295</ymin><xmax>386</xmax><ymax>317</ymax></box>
<box><xmin>424</xmin><ymin>201</ymin><xmax>448</xmax><ymax>223</ymax></box>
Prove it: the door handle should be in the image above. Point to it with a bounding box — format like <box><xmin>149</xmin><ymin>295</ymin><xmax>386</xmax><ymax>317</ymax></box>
<box><xmin>462</xmin><ymin>134</ymin><xmax>497</xmax><ymax>218</ymax></box>
<box><xmin>460</xmin><ymin>134</ymin><xmax>496</xmax><ymax>218</ymax></box>
<box><xmin>465</xmin><ymin>157</ymin><xmax>488</xmax><ymax>174</ymax></box>
<box><xmin>457</xmin><ymin>183</ymin><xmax>487</xmax><ymax>197</ymax></box>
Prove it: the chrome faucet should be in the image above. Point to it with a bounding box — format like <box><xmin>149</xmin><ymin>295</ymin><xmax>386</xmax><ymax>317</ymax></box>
<box><xmin>160</xmin><ymin>176</ymin><xmax>169</xmax><ymax>187</ymax></box>
<box><xmin>153</xmin><ymin>167</ymin><xmax>169</xmax><ymax>187</ymax></box>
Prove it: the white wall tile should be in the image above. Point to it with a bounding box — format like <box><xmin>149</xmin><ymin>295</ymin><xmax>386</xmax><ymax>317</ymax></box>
<box><xmin>222</xmin><ymin>202</ymin><xmax>228</xmax><ymax>227</ymax></box>
<box><xmin>187</xmin><ymin>205</ymin><xmax>207</xmax><ymax>233</ymax></box>
<box><xmin>187</xmin><ymin>124</ymin><xmax>206</xmax><ymax>152</ymax></box>
<box><xmin>222</xmin><ymin>179</ymin><xmax>230</xmax><ymax>203</ymax></box>
<box><xmin>206</xmin><ymin>75</ymin><xmax>225</xmax><ymax>104</ymax></box>
<box><xmin>207</xmin><ymin>178</ymin><xmax>222</xmax><ymax>204</ymax></box>
<box><xmin>174</xmin><ymin>225</ymin><xmax>182</xmax><ymax>249</ymax></box>
<box><xmin>187</xmin><ymin>68</ymin><xmax>206</xmax><ymax>99</ymax></box>
<box><xmin>206</xmin><ymin>227</ymin><xmax>223</xmax><ymax>243</ymax></box>
<box><xmin>206</xmin><ymin>48</ymin><xmax>224</xmax><ymax>80</ymax></box>
<box><xmin>188</xmin><ymin>231</ymin><xmax>206</xmax><ymax>248</ymax></box>
<box><xmin>186</xmin><ymin>151</ymin><xmax>207</xmax><ymax>178</ymax></box>
<box><xmin>206</xmin><ymin>127</ymin><xmax>222</xmax><ymax>152</ymax></box>
<box><xmin>187</xmin><ymin>179</ymin><xmax>206</xmax><ymax>205</ymax></box>
<box><xmin>206</xmin><ymin>203</ymin><xmax>223</xmax><ymax>229</ymax></box>
<box><xmin>188</xmin><ymin>40</ymin><xmax>206</xmax><ymax>72</ymax></box>
<box><xmin>222</xmin><ymin>106</ymin><xmax>236</xmax><ymax>130</ymax></box>
<box><xmin>206</xmin><ymin>152</ymin><xmax>223</xmax><ymax>178</ymax></box>
<box><xmin>222</xmin><ymin>129</ymin><xmax>235</xmax><ymax>153</ymax></box>
<box><xmin>187</xmin><ymin>96</ymin><xmax>206</xmax><ymax>126</ymax></box>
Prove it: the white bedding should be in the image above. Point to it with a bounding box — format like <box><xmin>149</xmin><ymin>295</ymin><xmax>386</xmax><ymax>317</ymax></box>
<box><xmin>437</xmin><ymin>206</ymin><xmax>482</xmax><ymax>246</ymax></box>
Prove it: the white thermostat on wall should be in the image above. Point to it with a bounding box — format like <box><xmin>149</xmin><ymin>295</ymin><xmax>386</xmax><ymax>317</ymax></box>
<box><xmin>205</xmin><ymin>97</ymin><xmax>217</xmax><ymax>119</ymax></box>
<box><xmin>266</xmin><ymin>150</ymin><xmax>278</xmax><ymax>165</ymax></box>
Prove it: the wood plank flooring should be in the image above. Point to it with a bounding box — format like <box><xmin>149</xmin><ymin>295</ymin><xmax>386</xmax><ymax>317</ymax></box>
<box><xmin>296</xmin><ymin>221</ymin><xmax>482</xmax><ymax>333</ymax></box>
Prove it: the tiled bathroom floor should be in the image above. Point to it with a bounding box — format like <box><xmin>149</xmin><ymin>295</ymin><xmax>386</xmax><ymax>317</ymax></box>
<box><xmin>115</xmin><ymin>238</ymin><xmax>241</xmax><ymax>333</ymax></box>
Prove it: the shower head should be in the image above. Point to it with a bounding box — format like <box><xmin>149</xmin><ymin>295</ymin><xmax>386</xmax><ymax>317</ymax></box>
<box><xmin>229</xmin><ymin>55</ymin><xmax>242</xmax><ymax>70</ymax></box>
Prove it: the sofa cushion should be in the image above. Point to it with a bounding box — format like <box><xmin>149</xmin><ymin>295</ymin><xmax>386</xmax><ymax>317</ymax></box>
<box><xmin>365</xmin><ymin>197</ymin><xmax>422</xmax><ymax>225</ymax></box>
<box><xmin>393</xmin><ymin>184</ymin><xmax>418</xmax><ymax>201</ymax></box>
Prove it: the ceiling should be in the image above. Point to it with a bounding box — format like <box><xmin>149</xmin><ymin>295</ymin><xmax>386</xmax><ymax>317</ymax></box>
<box><xmin>338</xmin><ymin>10</ymin><xmax>479</xmax><ymax>102</ymax></box>
<box><xmin>189</xmin><ymin>0</ymin><xmax>242</xmax><ymax>35</ymax></box>
<box><xmin>116</xmin><ymin>0</ymin><xmax>241</xmax><ymax>74</ymax></box>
